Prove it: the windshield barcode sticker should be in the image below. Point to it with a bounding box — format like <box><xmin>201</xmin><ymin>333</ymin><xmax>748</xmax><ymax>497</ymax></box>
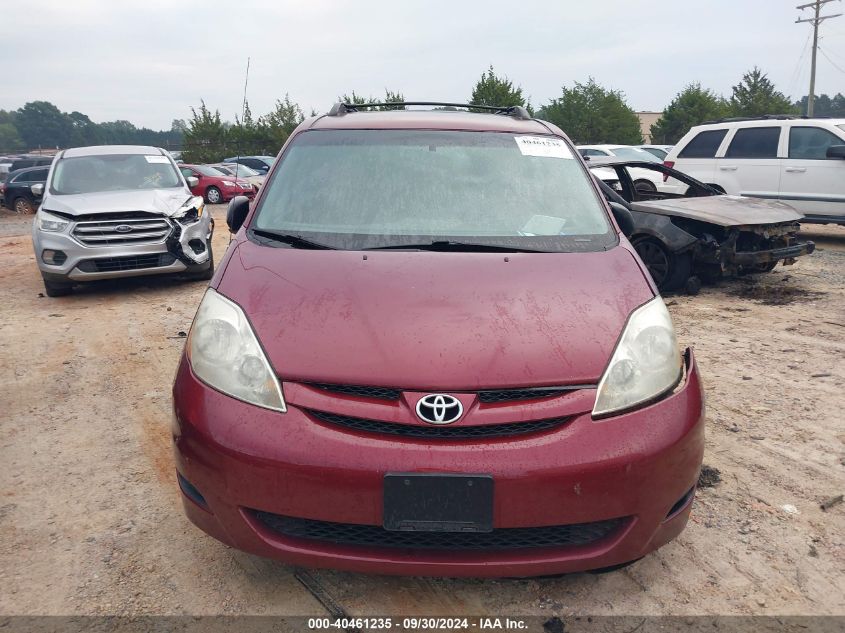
<box><xmin>514</xmin><ymin>136</ymin><xmax>573</xmax><ymax>159</ymax></box>
<box><xmin>145</xmin><ymin>155</ymin><xmax>170</xmax><ymax>163</ymax></box>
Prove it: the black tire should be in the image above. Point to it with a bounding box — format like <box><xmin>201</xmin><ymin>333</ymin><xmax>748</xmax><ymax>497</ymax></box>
<box><xmin>13</xmin><ymin>197</ymin><xmax>34</xmax><ymax>215</ymax></box>
<box><xmin>42</xmin><ymin>277</ymin><xmax>73</xmax><ymax>297</ymax></box>
<box><xmin>634</xmin><ymin>180</ymin><xmax>656</xmax><ymax>194</ymax></box>
<box><xmin>205</xmin><ymin>186</ymin><xmax>222</xmax><ymax>204</ymax></box>
<box><xmin>632</xmin><ymin>236</ymin><xmax>691</xmax><ymax>292</ymax></box>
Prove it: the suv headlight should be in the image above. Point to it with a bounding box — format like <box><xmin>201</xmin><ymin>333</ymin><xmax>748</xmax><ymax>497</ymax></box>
<box><xmin>36</xmin><ymin>210</ymin><xmax>69</xmax><ymax>232</ymax></box>
<box><xmin>592</xmin><ymin>297</ymin><xmax>682</xmax><ymax>418</ymax></box>
<box><xmin>173</xmin><ymin>197</ymin><xmax>205</xmax><ymax>224</ymax></box>
<box><xmin>187</xmin><ymin>288</ymin><xmax>286</xmax><ymax>412</ymax></box>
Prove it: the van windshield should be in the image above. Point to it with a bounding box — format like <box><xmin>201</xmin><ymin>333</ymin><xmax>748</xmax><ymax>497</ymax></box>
<box><xmin>51</xmin><ymin>154</ymin><xmax>182</xmax><ymax>195</ymax></box>
<box><xmin>253</xmin><ymin>130</ymin><xmax>614</xmax><ymax>252</ymax></box>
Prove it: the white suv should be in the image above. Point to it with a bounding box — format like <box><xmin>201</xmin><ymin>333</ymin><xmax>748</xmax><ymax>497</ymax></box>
<box><xmin>665</xmin><ymin>117</ymin><xmax>845</xmax><ymax>224</ymax></box>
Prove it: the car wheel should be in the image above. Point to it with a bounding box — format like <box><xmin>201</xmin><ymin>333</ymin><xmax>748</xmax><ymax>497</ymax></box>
<box><xmin>13</xmin><ymin>197</ymin><xmax>34</xmax><ymax>215</ymax></box>
<box><xmin>632</xmin><ymin>236</ymin><xmax>691</xmax><ymax>292</ymax></box>
<box><xmin>42</xmin><ymin>277</ymin><xmax>73</xmax><ymax>297</ymax></box>
<box><xmin>205</xmin><ymin>186</ymin><xmax>222</xmax><ymax>204</ymax></box>
<box><xmin>634</xmin><ymin>180</ymin><xmax>656</xmax><ymax>194</ymax></box>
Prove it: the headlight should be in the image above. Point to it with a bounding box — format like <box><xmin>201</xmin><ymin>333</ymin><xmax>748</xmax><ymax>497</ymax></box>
<box><xmin>222</xmin><ymin>180</ymin><xmax>236</xmax><ymax>187</ymax></box>
<box><xmin>173</xmin><ymin>197</ymin><xmax>205</xmax><ymax>223</ymax></box>
<box><xmin>187</xmin><ymin>288</ymin><xmax>286</xmax><ymax>412</ymax></box>
<box><xmin>36</xmin><ymin>210</ymin><xmax>70</xmax><ymax>232</ymax></box>
<box><xmin>592</xmin><ymin>297</ymin><xmax>682</xmax><ymax>418</ymax></box>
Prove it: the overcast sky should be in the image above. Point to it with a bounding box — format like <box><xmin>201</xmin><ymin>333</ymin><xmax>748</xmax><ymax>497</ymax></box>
<box><xmin>2</xmin><ymin>0</ymin><xmax>844</xmax><ymax>129</ymax></box>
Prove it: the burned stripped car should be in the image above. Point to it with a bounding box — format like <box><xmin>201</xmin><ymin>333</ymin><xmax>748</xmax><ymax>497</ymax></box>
<box><xmin>588</xmin><ymin>159</ymin><xmax>815</xmax><ymax>292</ymax></box>
<box><xmin>31</xmin><ymin>145</ymin><xmax>214</xmax><ymax>296</ymax></box>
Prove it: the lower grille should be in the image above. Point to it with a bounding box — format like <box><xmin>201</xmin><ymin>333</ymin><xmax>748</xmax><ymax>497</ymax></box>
<box><xmin>77</xmin><ymin>253</ymin><xmax>176</xmax><ymax>273</ymax></box>
<box><xmin>306</xmin><ymin>409</ymin><xmax>568</xmax><ymax>439</ymax></box>
<box><xmin>252</xmin><ymin>511</ymin><xmax>626</xmax><ymax>551</ymax></box>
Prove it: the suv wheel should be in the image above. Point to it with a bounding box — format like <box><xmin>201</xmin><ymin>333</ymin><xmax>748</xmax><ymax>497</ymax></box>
<box><xmin>42</xmin><ymin>276</ymin><xmax>73</xmax><ymax>297</ymax></box>
<box><xmin>13</xmin><ymin>197</ymin><xmax>34</xmax><ymax>214</ymax></box>
<box><xmin>205</xmin><ymin>186</ymin><xmax>222</xmax><ymax>204</ymax></box>
<box><xmin>634</xmin><ymin>180</ymin><xmax>656</xmax><ymax>194</ymax></box>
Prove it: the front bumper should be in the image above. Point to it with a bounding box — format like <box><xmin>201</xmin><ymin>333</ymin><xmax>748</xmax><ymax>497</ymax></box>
<box><xmin>172</xmin><ymin>350</ymin><xmax>705</xmax><ymax>577</ymax></box>
<box><xmin>32</xmin><ymin>214</ymin><xmax>213</xmax><ymax>282</ymax></box>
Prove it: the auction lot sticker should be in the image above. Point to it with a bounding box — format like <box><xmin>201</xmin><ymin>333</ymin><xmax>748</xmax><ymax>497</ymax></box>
<box><xmin>514</xmin><ymin>135</ymin><xmax>573</xmax><ymax>159</ymax></box>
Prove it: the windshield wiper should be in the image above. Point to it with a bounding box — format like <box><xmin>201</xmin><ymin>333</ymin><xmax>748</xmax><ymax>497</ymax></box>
<box><xmin>365</xmin><ymin>240</ymin><xmax>546</xmax><ymax>253</ymax></box>
<box><xmin>251</xmin><ymin>228</ymin><xmax>336</xmax><ymax>250</ymax></box>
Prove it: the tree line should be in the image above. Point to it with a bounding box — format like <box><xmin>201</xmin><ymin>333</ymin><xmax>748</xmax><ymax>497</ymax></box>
<box><xmin>0</xmin><ymin>101</ymin><xmax>184</xmax><ymax>153</ymax></box>
<box><xmin>2</xmin><ymin>65</ymin><xmax>843</xmax><ymax>159</ymax></box>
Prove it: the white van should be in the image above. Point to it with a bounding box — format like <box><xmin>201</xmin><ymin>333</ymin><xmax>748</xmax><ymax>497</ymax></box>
<box><xmin>665</xmin><ymin>117</ymin><xmax>845</xmax><ymax>224</ymax></box>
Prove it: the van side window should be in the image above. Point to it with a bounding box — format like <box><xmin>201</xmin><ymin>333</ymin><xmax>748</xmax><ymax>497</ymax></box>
<box><xmin>788</xmin><ymin>127</ymin><xmax>844</xmax><ymax>160</ymax></box>
<box><xmin>677</xmin><ymin>129</ymin><xmax>728</xmax><ymax>158</ymax></box>
<box><xmin>725</xmin><ymin>127</ymin><xmax>780</xmax><ymax>159</ymax></box>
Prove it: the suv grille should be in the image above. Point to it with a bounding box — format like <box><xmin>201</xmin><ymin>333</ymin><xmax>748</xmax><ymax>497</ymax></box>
<box><xmin>77</xmin><ymin>253</ymin><xmax>176</xmax><ymax>273</ymax></box>
<box><xmin>306</xmin><ymin>383</ymin><xmax>587</xmax><ymax>403</ymax></box>
<box><xmin>72</xmin><ymin>214</ymin><xmax>172</xmax><ymax>246</ymax></box>
<box><xmin>252</xmin><ymin>511</ymin><xmax>627</xmax><ymax>551</ymax></box>
<box><xmin>306</xmin><ymin>409</ymin><xmax>569</xmax><ymax>439</ymax></box>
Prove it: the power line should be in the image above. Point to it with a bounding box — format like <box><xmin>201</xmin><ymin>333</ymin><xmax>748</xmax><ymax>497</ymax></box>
<box><xmin>819</xmin><ymin>46</ymin><xmax>845</xmax><ymax>73</ymax></box>
<box><xmin>796</xmin><ymin>0</ymin><xmax>843</xmax><ymax>116</ymax></box>
<box><xmin>787</xmin><ymin>31</ymin><xmax>813</xmax><ymax>96</ymax></box>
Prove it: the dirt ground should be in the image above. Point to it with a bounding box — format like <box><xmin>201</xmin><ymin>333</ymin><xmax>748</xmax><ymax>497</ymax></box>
<box><xmin>0</xmin><ymin>206</ymin><xmax>843</xmax><ymax>618</ymax></box>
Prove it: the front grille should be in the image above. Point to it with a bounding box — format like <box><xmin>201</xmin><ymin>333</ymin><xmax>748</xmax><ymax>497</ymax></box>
<box><xmin>253</xmin><ymin>511</ymin><xmax>626</xmax><ymax>551</ymax></box>
<box><xmin>72</xmin><ymin>213</ymin><xmax>172</xmax><ymax>246</ymax></box>
<box><xmin>478</xmin><ymin>388</ymin><xmax>582</xmax><ymax>403</ymax></box>
<box><xmin>306</xmin><ymin>409</ymin><xmax>568</xmax><ymax>439</ymax></box>
<box><xmin>77</xmin><ymin>253</ymin><xmax>176</xmax><ymax>273</ymax></box>
<box><xmin>306</xmin><ymin>383</ymin><xmax>588</xmax><ymax>403</ymax></box>
<box><xmin>308</xmin><ymin>383</ymin><xmax>402</xmax><ymax>400</ymax></box>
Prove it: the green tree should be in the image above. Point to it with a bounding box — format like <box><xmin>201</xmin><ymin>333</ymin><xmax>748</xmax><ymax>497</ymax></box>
<box><xmin>68</xmin><ymin>111</ymin><xmax>102</xmax><ymax>146</ymax></box>
<box><xmin>260</xmin><ymin>94</ymin><xmax>305</xmax><ymax>147</ymax></box>
<box><xmin>337</xmin><ymin>90</ymin><xmax>405</xmax><ymax>110</ymax></box>
<box><xmin>793</xmin><ymin>93</ymin><xmax>845</xmax><ymax>117</ymax></box>
<box><xmin>183</xmin><ymin>101</ymin><xmax>226</xmax><ymax>163</ymax></box>
<box><xmin>541</xmin><ymin>78</ymin><xmax>642</xmax><ymax>144</ymax></box>
<box><xmin>650</xmin><ymin>84</ymin><xmax>729</xmax><ymax>144</ymax></box>
<box><xmin>470</xmin><ymin>66</ymin><xmax>529</xmax><ymax>111</ymax></box>
<box><xmin>0</xmin><ymin>123</ymin><xmax>25</xmax><ymax>151</ymax></box>
<box><xmin>15</xmin><ymin>101</ymin><xmax>73</xmax><ymax>148</ymax></box>
<box><xmin>729</xmin><ymin>67</ymin><xmax>797</xmax><ymax>117</ymax></box>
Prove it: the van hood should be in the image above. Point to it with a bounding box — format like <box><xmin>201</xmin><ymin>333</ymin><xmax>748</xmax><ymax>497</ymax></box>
<box><xmin>43</xmin><ymin>188</ymin><xmax>193</xmax><ymax>217</ymax></box>
<box><xmin>217</xmin><ymin>240</ymin><xmax>654</xmax><ymax>390</ymax></box>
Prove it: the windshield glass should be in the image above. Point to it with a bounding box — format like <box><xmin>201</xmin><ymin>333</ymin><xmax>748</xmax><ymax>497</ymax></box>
<box><xmin>253</xmin><ymin>130</ymin><xmax>613</xmax><ymax>252</ymax></box>
<box><xmin>51</xmin><ymin>154</ymin><xmax>181</xmax><ymax>195</ymax></box>
<box><xmin>225</xmin><ymin>163</ymin><xmax>259</xmax><ymax>177</ymax></box>
<box><xmin>194</xmin><ymin>165</ymin><xmax>227</xmax><ymax>177</ymax></box>
<box><xmin>609</xmin><ymin>147</ymin><xmax>661</xmax><ymax>162</ymax></box>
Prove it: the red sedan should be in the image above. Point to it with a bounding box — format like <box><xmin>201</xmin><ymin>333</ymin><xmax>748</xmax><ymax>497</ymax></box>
<box><xmin>179</xmin><ymin>164</ymin><xmax>254</xmax><ymax>204</ymax></box>
<box><xmin>172</xmin><ymin>103</ymin><xmax>704</xmax><ymax>577</ymax></box>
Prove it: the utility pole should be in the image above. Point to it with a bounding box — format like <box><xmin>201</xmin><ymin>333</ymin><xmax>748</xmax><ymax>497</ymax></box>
<box><xmin>796</xmin><ymin>0</ymin><xmax>842</xmax><ymax>117</ymax></box>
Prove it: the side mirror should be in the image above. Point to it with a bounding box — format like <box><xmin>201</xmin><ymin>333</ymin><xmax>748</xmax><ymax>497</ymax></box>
<box><xmin>825</xmin><ymin>145</ymin><xmax>845</xmax><ymax>159</ymax></box>
<box><xmin>226</xmin><ymin>195</ymin><xmax>250</xmax><ymax>233</ymax></box>
<box><xmin>31</xmin><ymin>183</ymin><xmax>44</xmax><ymax>197</ymax></box>
<box><xmin>608</xmin><ymin>201</ymin><xmax>636</xmax><ymax>237</ymax></box>
<box><xmin>186</xmin><ymin>176</ymin><xmax>199</xmax><ymax>188</ymax></box>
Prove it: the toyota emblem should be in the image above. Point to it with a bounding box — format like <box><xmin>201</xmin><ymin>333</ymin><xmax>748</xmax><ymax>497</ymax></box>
<box><xmin>416</xmin><ymin>394</ymin><xmax>463</xmax><ymax>425</ymax></box>
<box><xmin>114</xmin><ymin>224</ymin><xmax>133</xmax><ymax>233</ymax></box>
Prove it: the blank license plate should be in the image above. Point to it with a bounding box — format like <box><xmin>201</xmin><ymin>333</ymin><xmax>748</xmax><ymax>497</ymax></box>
<box><xmin>383</xmin><ymin>473</ymin><xmax>493</xmax><ymax>533</ymax></box>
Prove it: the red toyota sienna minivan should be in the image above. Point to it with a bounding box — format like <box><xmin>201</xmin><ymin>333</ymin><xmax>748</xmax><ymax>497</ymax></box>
<box><xmin>172</xmin><ymin>102</ymin><xmax>705</xmax><ymax>577</ymax></box>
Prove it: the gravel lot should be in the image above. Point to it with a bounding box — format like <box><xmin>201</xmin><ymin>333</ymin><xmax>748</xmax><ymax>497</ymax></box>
<box><xmin>0</xmin><ymin>205</ymin><xmax>843</xmax><ymax>617</ymax></box>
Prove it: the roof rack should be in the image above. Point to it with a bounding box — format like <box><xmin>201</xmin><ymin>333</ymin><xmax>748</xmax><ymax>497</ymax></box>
<box><xmin>700</xmin><ymin>114</ymin><xmax>830</xmax><ymax>124</ymax></box>
<box><xmin>327</xmin><ymin>101</ymin><xmax>532</xmax><ymax>120</ymax></box>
